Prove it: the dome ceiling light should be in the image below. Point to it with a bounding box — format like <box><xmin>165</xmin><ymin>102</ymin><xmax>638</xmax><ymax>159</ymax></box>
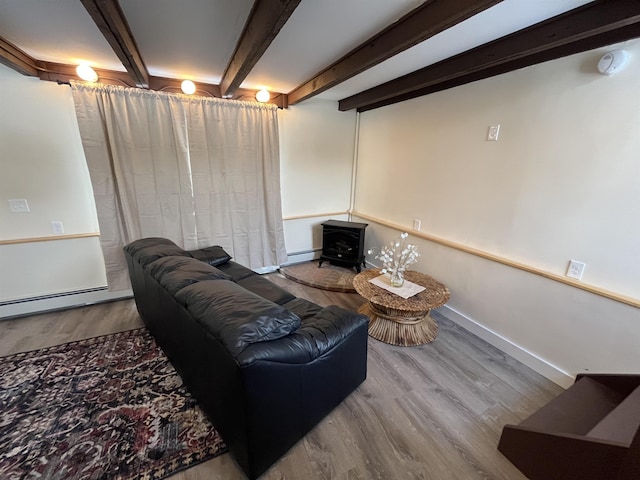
<box><xmin>181</xmin><ymin>80</ymin><xmax>196</xmax><ymax>95</ymax></box>
<box><xmin>76</xmin><ymin>63</ymin><xmax>98</xmax><ymax>82</ymax></box>
<box><xmin>255</xmin><ymin>89</ymin><xmax>270</xmax><ymax>102</ymax></box>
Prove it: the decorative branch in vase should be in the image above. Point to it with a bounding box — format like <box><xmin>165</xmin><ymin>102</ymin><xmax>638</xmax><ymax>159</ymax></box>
<box><xmin>368</xmin><ymin>232</ymin><xmax>419</xmax><ymax>287</ymax></box>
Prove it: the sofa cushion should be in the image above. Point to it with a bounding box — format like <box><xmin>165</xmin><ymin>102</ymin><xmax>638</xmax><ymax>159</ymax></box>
<box><xmin>147</xmin><ymin>256</ymin><xmax>232</xmax><ymax>296</ymax></box>
<box><xmin>215</xmin><ymin>261</ymin><xmax>257</xmax><ymax>282</ymax></box>
<box><xmin>237</xmin><ymin>305</ymin><xmax>368</xmax><ymax>365</ymax></box>
<box><xmin>130</xmin><ymin>244</ymin><xmax>192</xmax><ymax>268</ymax></box>
<box><xmin>281</xmin><ymin>298</ymin><xmax>323</xmax><ymax>321</ymax></box>
<box><xmin>237</xmin><ymin>275</ymin><xmax>296</xmax><ymax>305</ymax></box>
<box><xmin>176</xmin><ymin>280</ymin><xmax>301</xmax><ymax>358</ymax></box>
<box><xmin>123</xmin><ymin>237</ymin><xmax>177</xmax><ymax>258</ymax></box>
<box><xmin>188</xmin><ymin>245</ymin><xmax>232</xmax><ymax>266</ymax></box>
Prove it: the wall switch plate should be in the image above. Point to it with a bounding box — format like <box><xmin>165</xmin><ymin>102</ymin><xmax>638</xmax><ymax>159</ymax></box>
<box><xmin>566</xmin><ymin>260</ymin><xmax>586</xmax><ymax>280</ymax></box>
<box><xmin>8</xmin><ymin>199</ymin><xmax>30</xmax><ymax>213</ymax></box>
<box><xmin>51</xmin><ymin>221</ymin><xmax>64</xmax><ymax>234</ymax></box>
<box><xmin>487</xmin><ymin>124</ymin><xmax>500</xmax><ymax>141</ymax></box>
<box><xmin>413</xmin><ymin>219</ymin><xmax>421</xmax><ymax>231</ymax></box>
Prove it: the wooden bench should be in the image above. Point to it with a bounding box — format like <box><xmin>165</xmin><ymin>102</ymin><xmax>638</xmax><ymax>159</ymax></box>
<box><xmin>498</xmin><ymin>374</ymin><xmax>640</xmax><ymax>480</ymax></box>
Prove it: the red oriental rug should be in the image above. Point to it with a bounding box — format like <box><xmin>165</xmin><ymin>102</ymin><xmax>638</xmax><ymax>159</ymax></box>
<box><xmin>0</xmin><ymin>328</ymin><xmax>227</xmax><ymax>480</ymax></box>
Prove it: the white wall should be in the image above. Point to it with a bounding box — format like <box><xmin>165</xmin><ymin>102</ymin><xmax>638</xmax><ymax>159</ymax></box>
<box><xmin>354</xmin><ymin>39</ymin><xmax>640</xmax><ymax>386</ymax></box>
<box><xmin>0</xmin><ymin>64</ymin><xmax>108</xmax><ymax>312</ymax></box>
<box><xmin>278</xmin><ymin>99</ymin><xmax>357</xmax><ymax>262</ymax></box>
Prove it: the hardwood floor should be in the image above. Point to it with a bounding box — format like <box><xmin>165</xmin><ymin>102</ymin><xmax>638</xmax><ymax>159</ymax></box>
<box><xmin>0</xmin><ymin>272</ymin><xmax>563</xmax><ymax>479</ymax></box>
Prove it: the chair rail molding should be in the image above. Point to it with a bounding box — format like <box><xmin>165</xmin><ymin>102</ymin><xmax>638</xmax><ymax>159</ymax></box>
<box><xmin>0</xmin><ymin>232</ymin><xmax>101</xmax><ymax>245</ymax></box>
<box><xmin>352</xmin><ymin>211</ymin><xmax>639</xmax><ymax>309</ymax></box>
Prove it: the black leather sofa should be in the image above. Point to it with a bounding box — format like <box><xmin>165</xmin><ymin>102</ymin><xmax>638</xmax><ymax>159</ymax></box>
<box><xmin>123</xmin><ymin>237</ymin><xmax>369</xmax><ymax>479</ymax></box>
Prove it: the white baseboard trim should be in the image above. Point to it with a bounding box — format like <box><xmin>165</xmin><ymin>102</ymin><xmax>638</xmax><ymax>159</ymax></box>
<box><xmin>281</xmin><ymin>249</ymin><xmax>321</xmax><ymax>266</ymax></box>
<box><xmin>366</xmin><ymin>258</ymin><xmax>573</xmax><ymax>388</ymax></box>
<box><xmin>0</xmin><ymin>289</ymin><xmax>133</xmax><ymax>319</ymax></box>
<box><xmin>253</xmin><ymin>265</ymin><xmax>280</xmax><ymax>274</ymax></box>
<box><xmin>441</xmin><ymin>305</ymin><xmax>574</xmax><ymax>389</ymax></box>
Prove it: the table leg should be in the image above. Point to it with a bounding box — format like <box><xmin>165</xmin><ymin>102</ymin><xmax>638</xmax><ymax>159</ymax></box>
<box><xmin>358</xmin><ymin>302</ymin><xmax>438</xmax><ymax>347</ymax></box>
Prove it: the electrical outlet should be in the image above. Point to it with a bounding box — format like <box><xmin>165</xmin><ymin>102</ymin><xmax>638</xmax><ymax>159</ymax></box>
<box><xmin>413</xmin><ymin>219</ymin><xmax>421</xmax><ymax>231</ymax></box>
<box><xmin>566</xmin><ymin>260</ymin><xmax>586</xmax><ymax>280</ymax></box>
<box><xmin>51</xmin><ymin>221</ymin><xmax>64</xmax><ymax>234</ymax></box>
<box><xmin>8</xmin><ymin>199</ymin><xmax>30</xmax><ymax>213</ymax></box>
<box><xmin>487</xmin><ymin>124</ymin><xmax>500</xmax><ymax>141</ymax></box>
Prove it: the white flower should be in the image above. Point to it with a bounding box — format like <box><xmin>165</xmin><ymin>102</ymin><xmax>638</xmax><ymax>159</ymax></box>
<box><xmin>370</xmin><ymin>232</ymin><xmax>420</xmax><ymax>276</ymax></box>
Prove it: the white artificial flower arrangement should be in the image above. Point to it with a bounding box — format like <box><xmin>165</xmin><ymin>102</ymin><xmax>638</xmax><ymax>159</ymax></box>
<box><xmin>368</xmin><ymin>232</ymin><xmax>419</xmax><ymax>287</ymax></box>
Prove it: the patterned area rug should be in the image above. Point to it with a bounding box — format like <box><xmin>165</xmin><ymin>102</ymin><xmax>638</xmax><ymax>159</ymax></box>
<box><xmin>0</xmin><ymin>328</ymin><xmax>227</xmax><ymax>480</ymax></box>
<box><xmin>280</xmin><ymin>261</ymin><xmax>358</xmax><ymax>292</ymax></box>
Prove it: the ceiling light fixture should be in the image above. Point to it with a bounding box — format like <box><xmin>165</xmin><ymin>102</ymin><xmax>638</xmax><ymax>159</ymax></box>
<box><xmin>255</xmin><ymin>89</ymin><xmax>271</xmax><ymax>103</ymax></box>
<box><xmin>76</xmin><ymin>63</ymin><xmax>98</xmax><ymax>82</ymax></box>
<box><xmin>181</xmin><ymin>80</ymin><xmax>196</xmax><ymax>95</ymax></box>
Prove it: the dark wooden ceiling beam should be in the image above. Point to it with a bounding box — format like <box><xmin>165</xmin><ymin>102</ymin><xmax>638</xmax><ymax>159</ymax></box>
<box><xmin>287</xmin><ymin>0</ymin><xmax>503</xmax><ymax>106</ymax></box>
<box><xmin>38</xmin><ymin>61</ymin><xmax>134</xmax><ymax>87</ymax></box>
<box><xmin>80</xmin><ymin>0</ymin><xmax>149</xmax><ymax>88</ymax></box>
<box><xmin>0</xmin><ymin>35</ymin><xmax>41</xmax><ymax>76</ymax></box>
<box><xmin>339</xmin><ymin>0</ymin><xmax>640</xmax><ymax>112</ymax></box>
<box><xmin>357</xmin><ymin>22</ymin><xmax>640</xmax><ymax>112</ymax></box>
<box><xmin>148</xmin><ymin>76</ymin><xmax>222</xmax><ymax>98</ymax></box>
<box><xmin>220</xmin><ymin>0</ymin><xmax>301</xmax><ymax>97</ymax></box>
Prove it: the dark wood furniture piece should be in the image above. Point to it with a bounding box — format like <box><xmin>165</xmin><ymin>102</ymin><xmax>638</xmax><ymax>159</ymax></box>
<box><xmin>498</xmin><ymin>373</ymin><xmax>640</xmax><ymax>480</ymax></box>
<box><xmin>353</xmin><ymin>269</ymin><xmax>450</xmax><ymax>346</ymax></box>
<box><xmin>318</xmin><ymin>220</ymin><xmax>368</xmax><ymax>272</ymax></box>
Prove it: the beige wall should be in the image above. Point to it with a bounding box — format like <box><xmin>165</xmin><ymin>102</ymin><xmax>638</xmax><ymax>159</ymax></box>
<box><xmin>278</xmin><ymin>99</ymin><xmax>357</xmax><ymax>262</ymax></box>
<box><xmin>0</xmin><ymin>64</ymin><xmax>107</xmax><ymax>307</ymax></box>
<box><xmin>354</xmin><ymin>38</ymin><xmax>640</xmax><ymax>385</ymax></box>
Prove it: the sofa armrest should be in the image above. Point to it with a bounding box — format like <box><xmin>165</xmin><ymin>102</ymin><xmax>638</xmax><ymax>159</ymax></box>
<box><xmin>237</xmin><ymin>306</ymin><xmax>369</xmax><ymax>366</ymax></box>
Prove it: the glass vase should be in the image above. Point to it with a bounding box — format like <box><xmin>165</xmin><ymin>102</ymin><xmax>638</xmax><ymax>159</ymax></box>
<box><xmin>390</xmin><ymin>268</ymin><xmax>404</xmax><ymax>287</ymax></box>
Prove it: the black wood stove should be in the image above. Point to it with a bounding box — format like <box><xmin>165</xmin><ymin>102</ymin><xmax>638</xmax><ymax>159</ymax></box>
<box><xmin>318</xmin><ymin>219</ymin><xmax>368</xmax><ymax>272</ymax></box>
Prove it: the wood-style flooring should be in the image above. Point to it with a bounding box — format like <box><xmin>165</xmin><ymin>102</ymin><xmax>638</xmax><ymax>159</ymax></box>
<box><xmin>0</xmin><ymin>272</ymin><xmax>563</xmax><ymax>479</ymax></box>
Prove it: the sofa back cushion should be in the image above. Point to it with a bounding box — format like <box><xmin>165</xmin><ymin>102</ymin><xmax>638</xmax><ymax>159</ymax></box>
<box><xmin>124</xmin><ymin>237</ymin><xmax>177</xmax><ymax>257</ymax></box>
<box><xmin>175</xmin><ymin>280</ymin><xmax>301</xmax><ymax>358</ymax></box>
<box><xmin>147</xmin><ymin>256</ymin><xmax>232</xmax><ymax>296</ymax></box>
<box><xmin>215</xmin><ymin>261</ymin><xmax>257</xmax><ymax>282</ymax></box>
<box><xmin>237</xmin><ymin>275</ymin><xmax>296</xmax><ymax>305</ymax></box>
<box><xmin>126</xmin><ymin>242</ymin><xmax>192</xmax><ymax>268</ymax></box>
<box><xmin>187</xmin><ymin>245</ymin><xmax>232</xmax><ymax>266</ymax></box>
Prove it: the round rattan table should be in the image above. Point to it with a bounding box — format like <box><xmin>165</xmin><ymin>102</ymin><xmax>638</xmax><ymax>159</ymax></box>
<box><xmin>353</xmin><ymin>269</ymin><xmax>450</xmax><ymax>346</ymax></box>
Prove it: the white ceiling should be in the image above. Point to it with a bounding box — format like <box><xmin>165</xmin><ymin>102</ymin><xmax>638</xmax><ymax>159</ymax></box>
<box><xmin>0</xmin><ymin>0</ymin><xmax>595</xmax><ymax>101</ymax></box>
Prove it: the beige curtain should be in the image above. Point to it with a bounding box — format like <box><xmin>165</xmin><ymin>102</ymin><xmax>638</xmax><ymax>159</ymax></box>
<box><xmin>71</xmin><ymin>82</ymin><xmax>287</xmax><ymax>291</ymax></box>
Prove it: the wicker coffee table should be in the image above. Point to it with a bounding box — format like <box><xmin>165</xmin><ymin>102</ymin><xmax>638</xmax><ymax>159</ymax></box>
<box><xmin>353</xmin><ymin>269</ymin><xmax>450</xmax><ymax>346</ymax></box>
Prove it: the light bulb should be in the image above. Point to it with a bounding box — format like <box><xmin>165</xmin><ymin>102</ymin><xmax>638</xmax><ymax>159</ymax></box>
<box><xmin>76</xmin><ymin>64</ymin><xmax>98</xmax><ymax>82</ymax></box>
<box><xmin>255</xmin><ymin>89</ymin><xmax>270</xmax><ymax>102</ymax></box>
<box><xmin>181</xmin><ymin>80</ymin><xmax>196</xmax><ymax>95</ymax></box>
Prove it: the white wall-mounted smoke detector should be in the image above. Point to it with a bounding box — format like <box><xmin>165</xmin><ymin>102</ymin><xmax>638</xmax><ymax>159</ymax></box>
<box><xmin>597</xmin><ymin>50</ymin><xmax>629</xmax><ymax>75</ymax></box>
